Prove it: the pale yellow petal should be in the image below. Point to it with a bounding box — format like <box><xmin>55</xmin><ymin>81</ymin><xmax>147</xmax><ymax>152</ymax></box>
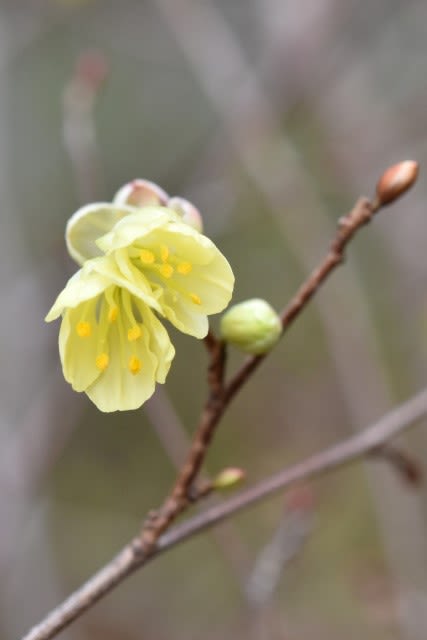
<box><xmin>85</xmin><ymin>305</ymin><xmax>157</xmax><ymax>412</ymax></box>
<box><xmin>66</xmin><ymin>203</ymin><xmax>137</xmax><ymax>266</ymax></box>
<box><xmin>143</xmin><ymin>227</ymin><xmax>234</xmax><ymax>335</ymax></box>
<box><xmin>160</xmin><ymin>291</ymin><xmax>209</xmax><ymax>338</ymax></box>
<box><xmin>113</xmin><ymin>250</ymin><xmax>163</xmax><ymax>312</ymax></box>
<box><xmin>45</xmin><ymin>266</ymin><xmax>110</xmax><ymax>322</ymax></box>
<box><xmin>136</xmin><ymin>301</ymin><xmax>175</xmax><ymax>382</ymax></box>
<box><xmin>167</xmin><ymin>256</ymin><xmax>234</xmax><ymax>315</ymax></box>
<box><xmin>97</xmin><ymin>207</ymin><xmax>179</xmax><ymax>253</ymax></box>
<box><xmin>59</xmin><ymin>302</ymin><xmax>101</xmax><ymax>392</ymax></box>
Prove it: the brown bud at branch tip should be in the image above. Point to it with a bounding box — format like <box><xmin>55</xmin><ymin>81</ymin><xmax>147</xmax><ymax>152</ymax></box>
<box><xmin>376</xmin><ymin>160</ymin><xmax>419</xmax><ymax>206</ymax></box>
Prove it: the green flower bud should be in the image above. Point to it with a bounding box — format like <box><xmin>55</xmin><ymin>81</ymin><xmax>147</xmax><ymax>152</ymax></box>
<box><xmin>167</xmin><ymin>196</ymin><xmax>203</xmax><ymax>232</ymax></box>
<box><xmin>113</xmin><ymin>179</ymin><xmax>169</xmax><ymax>207</ymax></box>
<box><xmin>220</xmin><ymin>298</ymin><xmax>282</xmax><ymax>355</ymax></box>
<box><xmin>213</xmin><ymin>467</ymin><xmax>246</xmax><ymax>491</ymax></box>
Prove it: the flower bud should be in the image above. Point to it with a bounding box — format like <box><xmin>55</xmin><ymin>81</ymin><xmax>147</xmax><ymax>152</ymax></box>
<box><xmin>213</xmin><ymin>467</ymin><xmax>246</xmax><ymax>491</ymax></box>
<box><xmin>167</xmin><ymin>196</ymin><xmax>203</xmax><ymax>232</ymax></box>
<box><xmin>376</xmin><ymin>160</ymin><xmax>419</xmax><ymax>206</ymax></box>
<box><xmin>113</xmin><ymin>179</ymin><xmax>169</xmax><ymax>207</ymax></box>
<box><xmin>220</xmin><ymin>298</ymin><xmax>282</xmax><ymax>355</ymax></box>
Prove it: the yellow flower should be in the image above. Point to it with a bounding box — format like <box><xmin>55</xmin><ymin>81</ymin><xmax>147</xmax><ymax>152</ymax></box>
<box><xmin>48</xmin><ymin>197</ymin><xmax>234</xmax><ymax>412</ymax></box>
<box><xmin>67</xmin><ymin>203</ymin><xmax>235</xmax><ymax>339</ymax></box>
<box><xmin>45</xmin><ymin>255</ymin><xmax>175</xmax><ymax>412</ymax></box>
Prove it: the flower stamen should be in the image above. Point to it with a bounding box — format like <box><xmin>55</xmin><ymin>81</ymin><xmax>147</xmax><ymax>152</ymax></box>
<box><xmin>128</xmin><ymin>325</ymin><xmax>142</xmax><ymax>341</ymax></box>
<box><xmin>190</xmin><ymin>293</ymin><xmax>202</xmax><ymax>305</ymax></box>
<box><xmin>76</xmin><ymin>321</ymin><xmax>92</xmax><ymax>337</ymax></box>
<box><xmin>128</xmin><ymin>355</ymin><xmax>142</xmax><ymax>375</ymax></box>
<box><xmin>177</xmin><ymin>261</ymin><xmax>192</xmax><ymax>275</ymax></box>
<box><xmin>96</xmin><ymin>353</ymin><xmax>109</xmax><ymax>371</ymax></box>
<box><xmin>140</xmin><ymin>249</ymin><xmax>155</xmax><ymax>264</ymax></box>
<box><xmin>160</xmin><ymin>245</ymin><xmax>169</xmax><ymax>262</ymax></box>
<box><xmin>159</xmin><ymin>263</ymin><xmax>174</xmax><ymax>279</ymax></box>
<box><xmin>108</xmin><ymin>306</ymin><xmax>119</xmax><ymax>323</ymax></box>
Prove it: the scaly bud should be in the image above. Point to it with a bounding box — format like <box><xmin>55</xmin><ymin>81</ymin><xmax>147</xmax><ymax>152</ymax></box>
<box><xmin>220</xmin><ymin>298</ymin><xmax>282</xmax><ymax>355</ymax></box>
<box><xmin>167</xmin><ymin>196</ymin><xmax>204</xmax><ymax>232</ymax></box>
<box><xmin>113</xmin><ymin>179</ymin><xmax>169</xmax><ymax>207</ymax></box>
<box><xmin>213</xmin><ymin>467</ymin><xmax>246</xmax><ymax>490</ymax></box>
<box><xmin>376</xmin><ymin>160</ymin><xmax>419</xmax><ymax>206</ymax></box>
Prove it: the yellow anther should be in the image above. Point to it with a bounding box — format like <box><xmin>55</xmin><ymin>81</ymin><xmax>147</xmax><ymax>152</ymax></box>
<box><xmin>128</xmin><ymin>325</ymin><xmax>142</xmax><ymax>341</ymax></box>
<box><xmin>95</xmin><ymin>353</ymin><xmax>109</xmax><ymax>371</ymax></box>
<box><xmin>108</xmin><ymin>306</ymin><xmax>119</xmax><ymax>323</ymax></box>
<box><xmin>177</xmin><ymin>261</ymin><xmax>192</xmax><ymax>275</ymax></box>
<box><xmin>76</xmin><ymin>321</ymin><xmax>92</xmax><ymax>337</ymax></box>
<box><xmin>159</xmin><ymin>263</ymin><xmax>174</xmax><ymax>279</ymax></box>
<box><xmin>140</xmin><ymin>249</ymin><xmax>155</xmax><ymax>264</ymax></box>
<box><xmin>160</xmin><ymin>245</ymin><xmax>169</xmax><ymax>262</ymax></box>
<box><xmin>190</xmin><ymin>293</ymin><xmax>202</xmax><ymax>305</ymax></box>
<box><xmin>128</xmin><ymin>355</ymin><xmax>142</xmax><ymax>375</ymax></box>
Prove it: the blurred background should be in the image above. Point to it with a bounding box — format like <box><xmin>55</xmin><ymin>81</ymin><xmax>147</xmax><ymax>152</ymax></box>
<box><xmin>1</xmin><ymin>1</ymin><xmax>427</xmax><ymax>639</ymax></box>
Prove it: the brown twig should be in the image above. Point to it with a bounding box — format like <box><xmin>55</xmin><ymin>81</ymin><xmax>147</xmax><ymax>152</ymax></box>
<box><xmin>206</xmin><ymin>335</ymin><xmax>227</xmax><ymax>397</ymax></box>
<box><xmin>186</xmin><ymin>480</ymin><xmax>215</xmax><ymax>502</ymax></box>
<box><xmin>203</xmin><ymin>327</ymin><xmax>219</xmax><ymax>354</ymax></box>
<box><xmin>21</xmin><ymin>385</ymin><xmax>427</xmax><ymax>640</ymax></box>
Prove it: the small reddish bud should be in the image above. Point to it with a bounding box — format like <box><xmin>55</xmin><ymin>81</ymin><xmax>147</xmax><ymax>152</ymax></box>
<box><xmin>376</xmin><ymin>160</ymin><xmax>419</xmax><ymax>206</ymax></box>
<box><xmin>113</xmin><ymin>179</ymin><xmax>169</xmax><ymax>207</ymax></box>
<box><xmin>213</xmin><ymin>467</ymin><xmax>246</xmax><ymax>491</ymax></box>
<box><xmin>167</xmin><ymin>196</ymin><xmax>204</xmax><ymax>232</ymax></box>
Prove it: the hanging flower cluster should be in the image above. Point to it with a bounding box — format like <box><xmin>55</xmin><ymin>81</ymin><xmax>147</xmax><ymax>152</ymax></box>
<box><xmin>46</xmin><ymin>181</ymin><xmax>234</xmax><ymax>412</ymax></box>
